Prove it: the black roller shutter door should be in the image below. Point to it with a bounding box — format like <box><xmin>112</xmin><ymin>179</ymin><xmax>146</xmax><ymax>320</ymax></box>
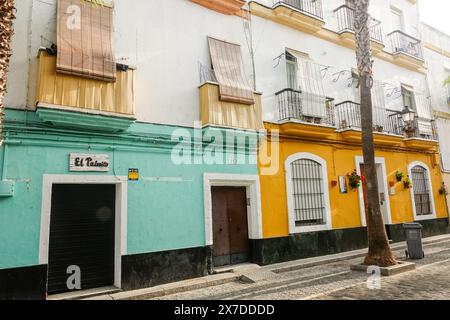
<box><xmin>47</xmin><ymin>184</ymin><xmax>116</xmax><ymax>294</ymax></box>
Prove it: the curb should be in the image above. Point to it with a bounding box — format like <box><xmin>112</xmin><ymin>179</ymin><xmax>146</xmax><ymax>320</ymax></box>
<box><xmin>85</xmin><ymin>234</ymin><xmax>450</xmax><ymax>300</ymax></box>
<box><xmin>265</xmin><ymin>234</ymin><xmax>450</xmax><ymax>274</ymax></box>
<box><xmin>86</xmin><ymin>272</ymin><xmax>239</xmax><ymax>300</ymax></box>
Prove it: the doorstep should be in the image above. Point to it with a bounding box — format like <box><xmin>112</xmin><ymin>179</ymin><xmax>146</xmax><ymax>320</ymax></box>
<box><xmin>84</xmin><ymin>273</ymin><xmax>240</xmax><ymax>300</ymax></box>
<box><xmin>47</xmin><ymin>286</ymin><xmax>120</xmax><ymax>300</ymax></box>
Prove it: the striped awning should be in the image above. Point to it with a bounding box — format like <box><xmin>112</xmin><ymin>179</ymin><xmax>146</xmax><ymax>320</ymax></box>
<box><xmin>57</xmin><ymin>0</ymin><xmax>116</xmax><ymax>82</ymax></box>
<box><xmin>207</xmin><ymin>37</ymin><xmax>254</xmax><ymax>105</ymax></box>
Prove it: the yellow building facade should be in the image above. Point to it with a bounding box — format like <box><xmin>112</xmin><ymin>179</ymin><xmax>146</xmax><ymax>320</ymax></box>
<box><xmin>255</xmin><ymin>122</ymin><xmax>449</xmax><ymax>265</ymax></box>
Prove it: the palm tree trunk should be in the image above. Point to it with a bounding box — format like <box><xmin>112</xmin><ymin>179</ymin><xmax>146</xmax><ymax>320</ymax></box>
<box><xmin>353</xmin><ymin>0</ymin><xmax>396</xmax><ymax>267</ymax></box>
<box><xmin>0</xmin><ymin>0</ymin><xmax>15</xmax><ymax>143</ymax></box>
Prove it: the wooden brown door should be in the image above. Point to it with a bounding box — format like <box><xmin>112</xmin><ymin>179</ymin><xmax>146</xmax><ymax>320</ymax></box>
<box><xmin>212</xmin><ymin>187</ymin><xmax>250</xmax><ymax>267</ymax></box>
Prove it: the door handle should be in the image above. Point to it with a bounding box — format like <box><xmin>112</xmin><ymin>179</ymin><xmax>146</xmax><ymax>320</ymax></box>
<box><xmin>219</xmin><ymin>228</ymin><xmax>223</xmax><ymax>233</ymax></box>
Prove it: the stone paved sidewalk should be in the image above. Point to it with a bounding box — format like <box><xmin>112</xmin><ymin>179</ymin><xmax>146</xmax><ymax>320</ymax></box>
<box><xmin>153</xmin><ymin>238</ymin><xmax>450</xmax><ymax>300</ymax></box>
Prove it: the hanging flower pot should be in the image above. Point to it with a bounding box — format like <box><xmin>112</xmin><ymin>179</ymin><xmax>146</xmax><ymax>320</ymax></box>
<box><xmin>395</xmin><ymin>171</ymin><xmax>404</xmax><ymax>182</ymax></box>
<box><xmin>404</xmin><ymin>176</ymin><xmax>413</xmax><ymax>189</ymax></box>
<box><xmin>439</xmin><ymin>183</ymin><xmax>449</xmax><ymax>196</ymax></box>
<box><xmin>348</xmin><ymin>170</ymin><xmax>361</xmax><ymax>189</ymax></box>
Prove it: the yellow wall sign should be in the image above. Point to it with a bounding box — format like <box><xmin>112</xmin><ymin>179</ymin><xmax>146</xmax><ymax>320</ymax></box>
<box><xmin>128</xmin><ymin>169</ymin><xmax>139</xmax><ymax>181</ymax></box>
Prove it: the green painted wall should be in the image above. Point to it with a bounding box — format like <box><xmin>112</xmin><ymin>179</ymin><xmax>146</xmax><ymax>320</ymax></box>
<box><xmin>0</xmin><ymin>110</ymin><xmax>260</xmax><ymax>270</ymax></box>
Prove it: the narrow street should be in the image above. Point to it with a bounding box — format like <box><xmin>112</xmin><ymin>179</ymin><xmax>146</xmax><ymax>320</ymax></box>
<box><xmin>153</xmin><ymin>239</ymin><xmax>450</xmax><ymax>300</ymax></box>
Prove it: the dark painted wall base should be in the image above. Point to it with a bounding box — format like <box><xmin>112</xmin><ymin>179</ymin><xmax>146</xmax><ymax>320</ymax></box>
<box><xmin>1</xmin><ymin>218</ymin><xmax>448</xmax><ymax>298</ymax></box>
<box><xmin>121</xmin><ymin>246</ymin><xmax>209</xmax><ymax>291</ymax></box>
<box><xmin>387</xmin><ymin>218</ymin><xmax>450</xmax><ymax>243</ymax></box>
<box><xmin>0</xmin><ymin>265</ymin><xmax>47</xmax><ymax>300</ymax></box>
<box><xmin>251</xmin><ymin>218</ymin><xmax>450</xmax><ymax>265</ymax></box>
<box><xmin>250</xmin><ymin>227</ymin><xmax>368</xmax><ymax>265</ymax></box>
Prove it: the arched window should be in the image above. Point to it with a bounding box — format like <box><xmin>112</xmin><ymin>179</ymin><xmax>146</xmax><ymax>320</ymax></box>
<box><xmin>285</xmin><ymin>153</ymin><xmax>331</xmax><ymax>233</ymax></box>
<box><xmin>411</xmin><ymin>166</ymin><xmax>431</xmax><ymax>216</ymax></box>
<box><xmin>408</xmin><ymin>162</ymin><xmax>436</xmax><ymax>221</ymax></box>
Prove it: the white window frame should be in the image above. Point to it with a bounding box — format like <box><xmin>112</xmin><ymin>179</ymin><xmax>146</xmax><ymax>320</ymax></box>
<box><xmin>285</xmin><ymin>152</ymin><xmax>332</xmax><ymax>234</ymax></box>
<box><xmin>203</xmin><ymin>173</ymin><xmax>263</xmax><ymax>246</ymax></box>
<box><xmin>354</xmin><ymin>156</ymin><xmax>392</xmax><ymax>226</ymax></box>
<box><xmin>408</xmin><ymin>161</ymin><xmax>437</xmax><ymax>221</ymax></box>
<box><xmin>390</xmin><ymin>6</ymin><xmax>405</xmax><ymax>32</ymax></box>
<box><xmin>39</xmin><ymin>174</ymin><xmax>128</xmax><ymax>290</ymax></box>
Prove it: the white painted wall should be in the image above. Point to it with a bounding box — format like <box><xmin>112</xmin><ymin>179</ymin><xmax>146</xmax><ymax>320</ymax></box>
<box><xmin>422</xmin><ymin>23</ymin><xmax>450</xmax><ymax>172</ymax></box>
<box><xmin>5</xmin><ymin>0</ymin><xmax>255</xmax><ymax>127</ymax></box>
<box><xmin>250</xmin><ymin>1</ymin><xmax>428</xmax><ymax>122</ymax></box>
<box><xmin>5</xmin><ymin>0</ymin><xmax>426</xmax><ymax>127</ymax></box>
<box><xmin>422</xmin><ymin>24</ymin><xmax>450</xmax><ymax>113</ymax></box>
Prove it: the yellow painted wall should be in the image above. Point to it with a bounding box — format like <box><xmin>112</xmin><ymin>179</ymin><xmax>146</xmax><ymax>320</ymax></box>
<box><xmin>259</xmin><ymin>123</ymin><xmax>448</xmax><ymax>239</ymax></box>
<box><xmin>444</xmin><ymin>173</ymin><xmax>450</xmax><ymax>215</ymax></box>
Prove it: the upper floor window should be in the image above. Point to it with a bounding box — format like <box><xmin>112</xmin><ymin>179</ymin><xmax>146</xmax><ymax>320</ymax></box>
<box><xmin>401</xmin><ymin>84</ymin><xmax>417</xmax><ymax>111</ymax></box>
<box><xmin>390</xmin><ymin>6</ymin><xmax>405</xmax><ymax>32</ymax></box>
<box><xmin>285</xmin><ymin>153</ymin><xmax>332</xmax><ymax>233</ymax></box>
<box><xmin>286</xmin><ymin>51</ymin><xmax>298</xmax><ymax>90</ymax></box>
<box><xmin>207</xmin><ymin>36</ymin><xmax>254</xmax><ymax>105</ymax></box>
<box><xmin>280</xmin><ymin>50</ymin><xmax>328</xmax><ymax>121</ymax></box>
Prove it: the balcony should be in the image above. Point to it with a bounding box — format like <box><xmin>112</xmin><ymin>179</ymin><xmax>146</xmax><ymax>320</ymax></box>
<box><xmin>199</xmin><ymin>82</ymin><xmax>263</xmax><ymax>130</ymax></box>
<box><xmin>274</xmin><ymin>0</ymin><xmax>323</xmax><ymax>19</ymax></box>
<box><xmin>334</xmin><ymin>5</ymin><xmax>384</xmax><ymax>53</ymax></box>
<box><xmin>276</xmin><ymin>88</ymin><xmax>336</xmax><ymax>138</ymax></box>
<box><xmin>335</xmin><ymin>101</ymin><xmax>438</xmax><ymax>148</ymax></box>
<box><xmin>35</xmin><ymin>50</ymin><xmax>135</xmax><ymax>132</ymax></box>
<box><xmin>191</xmin><ymin>0</ymin><xmax>246</xmax><ymax>16</ymax></box>
<box><xmin>250</xmin><ymin>0</ymin><xmax>325</xmax><ymax>34</ymax></box>
<box><xmin>36</xmin><ymin>51</ymin><xmax>135</xmax><ymax>116</ymax></box>
<box><xmin>388</xmin><ymin>30</ymin><xmax>424</xmax><ymax>70</ymax></box>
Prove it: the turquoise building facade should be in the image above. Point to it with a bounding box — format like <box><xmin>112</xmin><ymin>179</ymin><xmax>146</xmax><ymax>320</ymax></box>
<box><xmin>0</xmin><ymin>109</ymin><xmax>262</xmax><ymax>298</ymax></box>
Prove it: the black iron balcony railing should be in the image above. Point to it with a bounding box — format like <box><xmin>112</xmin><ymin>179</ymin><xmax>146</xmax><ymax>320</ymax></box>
<box><xmin>335</xmin><ymin>101</ymin><xmax>437</xmax><ymax>140</ymax></box>
<box><xmin>447</xmin><ymin>84</ymin><xmax>450</xmax><ymax>105</ymax></box>
<box><xmin>388</xmin><ymin>30</ymin><xmax>423</xmax><ymax>60</ymax></box>
<box><xmin>276</xmin><ymin>88</ymin><xmax>335</xmax><ymax>126</ymax></box>
<box><xmin>334</xmin><ymin>5</ymin><xmax>383</xmax><ymax>43</ymax></box>
<box><xmin>274</xmin><ymin>0</ymin><xmax>323</xmax><ymax>20</ymax></box>
<box><xmin>336</xmin><ymin>101</ymin><xmax>401</xmax><ymax>135</ymax></box>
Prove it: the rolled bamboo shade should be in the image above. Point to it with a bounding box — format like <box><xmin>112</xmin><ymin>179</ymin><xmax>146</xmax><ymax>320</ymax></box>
<box><xmin>57</xmin><ymin>0</ymin><xmax>116</xmax><ymax>82</ymax></box>
<box><xmin>207</xmin><ymin>36</ymin><xmax>255</xmax><ymax>105</ymax></box>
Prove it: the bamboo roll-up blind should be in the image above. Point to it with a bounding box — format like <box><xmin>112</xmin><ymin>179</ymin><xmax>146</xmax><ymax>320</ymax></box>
<box><xmin>57</xmin><ymin>0</ymin><xmax>116</xmax><ymax>82</ymax></box>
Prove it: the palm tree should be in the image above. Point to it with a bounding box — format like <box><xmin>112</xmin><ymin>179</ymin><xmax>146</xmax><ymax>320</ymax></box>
<box><xmin>352</xmin><ymin>0</ymin><xmax>396</xmax><ymax>267</ymax></box>
<box><xmin>0</xmin><ymin>0</ymin><xmax>15</xmax><ymax>143</ymax></box>
<box><xmin>444</xmin><ymin>76</ymin><xmax>450</xmax><ymax>86</ymax></box>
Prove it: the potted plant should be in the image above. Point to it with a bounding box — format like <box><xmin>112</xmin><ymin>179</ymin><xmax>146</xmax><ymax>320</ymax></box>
<box><xmin>404</xmin><ymin>176</ymin><xmax>413</xmax><ymax>189</ymax></box>
<box><xmin>348</xmin><ymin>170</ymin><xmax>361</xmax><ymax>189</ymax></box>
<box><xmin>439</xmin><ymin>183</ymin><xmax>449</xmax><ymax>196</ymax></box>
<box><xmin>375</xmin><ymin>125</ymin><xmax>384</xmax><ymax>132</ymax></box>
<box><xmin>395</xmin><ymin>171</ymin><xmax>404</xmax><ymax>182</ymax></box>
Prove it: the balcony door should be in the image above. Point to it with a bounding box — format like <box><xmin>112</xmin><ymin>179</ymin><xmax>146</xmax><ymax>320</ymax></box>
<box><xmin>390</xmin><ymin>7</ymin><xmax>404</xmax><ymax>32</ymax></box>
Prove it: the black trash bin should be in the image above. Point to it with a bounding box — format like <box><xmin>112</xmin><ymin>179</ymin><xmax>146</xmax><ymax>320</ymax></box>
<box><xmin>403</xmin><ymin>223</ymin><xmax>424</xmax><ymax>259</ymax></box>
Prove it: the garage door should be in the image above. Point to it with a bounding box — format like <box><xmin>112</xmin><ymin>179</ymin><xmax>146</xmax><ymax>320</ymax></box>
<box><xmin>47</xmin><ymin>184</ymin><xmax>116</xmax><ymax>294</ymax></box>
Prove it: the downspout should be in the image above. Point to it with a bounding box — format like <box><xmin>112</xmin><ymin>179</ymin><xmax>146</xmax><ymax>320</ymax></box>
<box><xmin>1</xmin><ymin>132</ymin><xmax>8</xmax><ymax>181</ymax></box>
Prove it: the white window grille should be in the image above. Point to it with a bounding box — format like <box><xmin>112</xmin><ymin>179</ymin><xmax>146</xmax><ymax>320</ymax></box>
<box><xmin>411</xmin><ymin>165</ymin><xmax>432</xmax><ymax>216</ymax></box>
<box><xmin>289</xmin><ymin>158</ymin><xmax>326</xmax><ymax>226</ymax></box>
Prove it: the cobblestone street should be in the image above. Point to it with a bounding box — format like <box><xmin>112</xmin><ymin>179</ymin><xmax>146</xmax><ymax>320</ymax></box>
<box><xmin>153</xmin><ymin>239</ymin><xmax>450</xmax><ymax>300</ymax></box>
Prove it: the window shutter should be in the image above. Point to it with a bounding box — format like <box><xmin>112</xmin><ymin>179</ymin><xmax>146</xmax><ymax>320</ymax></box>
<box><xmin>57</xmin><ymin>0</ymin><xmax>116</xmax><ymax>82</ymax></box>
<box><xmin>285</xmin><ymin>49</ymin><xmax>327</xmax><ymax>118</ymax></box>
<box><xmin>207</xmin><ymin>37</ymin><xmax>255</xmax><ymax>105</ymax></box>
